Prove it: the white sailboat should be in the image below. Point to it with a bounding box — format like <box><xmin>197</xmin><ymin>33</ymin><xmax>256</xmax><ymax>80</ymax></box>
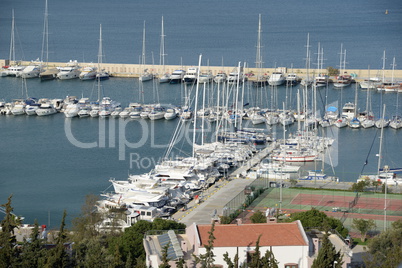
<box><xmin>158</xmin><ymin>16</ymin><xmax>169</xmax><ymax>83</ymax></box>
<box><xmin>6</xmin><ymin>10</ymin><xmax>25</xmax><ymax>77</ymax></box>
<box><xmin>333</xmin><ymin>44</ymin><xmax>352</xmax><ymax>88</ymax></box>
<box><xmin>96</xmin><ymin>24</ymin><xmax>109</xmax><ymax>80</ymax></box>
<box><xmin>389</xmin><ymin>87</ymin><xmax>402</xmax><ymax>129</ymax></box>
<box><xmin>39</xmin><ymin>0</ymin><xmax>59</xmax><ymax>81</ymax></box>
<box><xmin>314</xmin><ymin>43</ymin><xmax>329</xmax><ymax>88</ymax></box>
<box><xmin>139</xmin><ymin>21</ymin><xmax>153</xmax><ymax>82</ymax></box>
<box><xmin>252</xmin><ymin>14</ymin><xmax>268</xmax><ymax>87</ymax></box>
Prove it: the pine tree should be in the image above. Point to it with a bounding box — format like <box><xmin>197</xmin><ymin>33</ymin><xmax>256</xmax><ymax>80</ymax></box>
<box><xmin>193</xmin><ymin>222</ymin><xmax>216</xmax><ymax>268</ymax></box>
<box><xmin>45</xmin><ymin>210</ymin><xmax>70</xmax><ymax>268</ymax></box>
<box><xmin>0</xmin><ymin>195</ymin><xmax>20</xmax><ymax>268</ymax></box>
<box><xmin>19</xmin><ymin>220</ymin><xmax>47</xmax><ymax>267</ymax></box>
<box><xmin>175</xmin><ymin>257</ymin><xmax>186</xmax><ymax>268</ymax></box>
<box><xmin>311</xmin><ymin>233</ymin><xmax>343</xmax><ymax>268</ymax></box>
<box><xmin>159</xmin><ymin>242</ymin><xmax>171</xmax><ymax>268</ymax></box>
<box><xmin>249</xmin><ymin>236</ymin><xmax>279</xmax><ymax>268</ymax></box>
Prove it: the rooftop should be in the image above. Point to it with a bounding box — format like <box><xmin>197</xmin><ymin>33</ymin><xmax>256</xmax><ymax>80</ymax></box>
<box><xmin>197</xmin><ymin>221</ymin><xmax>308</xmax><ymax>248</ymax></box>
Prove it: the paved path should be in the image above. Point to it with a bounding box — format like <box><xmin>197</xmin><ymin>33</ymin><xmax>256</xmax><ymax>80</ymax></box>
<box><xmin>172</xmin><ymin>142</ymin><xmax>278</xmax><ymax>226</ymax></box>
<box><xmin>172</xmin><ymin>176</ymin><xmax>256</xmax><ymax>225</ymax></box>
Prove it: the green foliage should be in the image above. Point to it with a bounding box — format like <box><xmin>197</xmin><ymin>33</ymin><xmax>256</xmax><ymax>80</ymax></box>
<box><xmin>19</xmin><ymin>220</ymin><xmax>47</xmax><ymax>268</ymax></box>
<box><xmin>0</xmin><ymin>195</ymin><xmax>21</xmax><ymax>268</ymax></box>
<box><xmin>350</xmin><ymin>180</ymin><xmax>369</xmax><ymax>192</ymax></box>
<box><xmin>175</xmin><ymin>257</ymin><xmax>186</xmax><ymax>268</ymax></box>
<box><xmin>291</xmin><ymin>208</ymin><xmax>348</xmax><ymax>238</ymax></box>
<box><xmin>45</xmin><ymin>210</ymin><xmax>70</xmax><ymax>268</ymax></box>
<box><xmin>364</xmin><ymin>223</ymin><xmax>402</xmax><ymax>267</ymax></box>
<box><xmin>327</xmin><ymin>66</ymin><xmax>339</xmax><ymax>76</ymax></box>
<box><xmin>352</xmin><ymin>218</ymin><xmax>376</xmax><ymax>242</ymax></box>
<box><xmin>250</xmin><ymin>210</ymin><xmax>267</xmax><ymax>224</ymax></box>
<box><xmin>289</xmin><ymin>179</ymin><xmax>298</xmax><ymax>187</ymax></box>
<box><xmin>371</xmin><ymin>180</ymin><xmax>382</xmax><ymax>192</ymax></box>
<box><xmin>223</xmin><ymin>251</ymin><xmax>239</xmax><ymax>268</ymax></box>
<box><xmin>152</xmin><ymin>218</ymin><xmax>186</xmax><ymax>231</ymax></box>
<box><xmin>194</xmin><ymin>222</ymin><xmax>216</xmax><ymax>268</ymax></box>
<box><xmin>159</xmin><ymin>242</ymin><xmax>171</xmax><ymax>268</ymax></box>
<box><xmin>71</xmin><ymin>194</ymin><xmax>102</xmax><ymax>242</ymax></box>
<box><xmin>311</xmin><ymin>233</ymin><xmax>343</xmax><ymax>268</ymax></box>
<box><xmin>391</xmin><ymin>219</ymin><xmax>402</xmax><ymax>230</ymax></box>
<box><xmin>219</xmin><ymin>216</ymin><xmax>232</xmax><ymax>224</ymax></box>
<box><xmin>248</xmin><ymin>236</ymin><xmax>279</xmax><ymax>268</ymax></box>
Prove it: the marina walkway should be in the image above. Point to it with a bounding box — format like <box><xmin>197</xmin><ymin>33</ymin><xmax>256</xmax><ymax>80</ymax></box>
<box><xmin>172</xmin><ymin>142</ymin><xmax>278</xmax><ymax>225</ymax></box>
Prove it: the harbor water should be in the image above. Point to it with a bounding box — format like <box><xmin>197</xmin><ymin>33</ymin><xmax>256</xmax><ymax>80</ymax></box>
<box><xmin>0</xmin><ymin>0</ymin><xmax>402</xmax><ymax>227</ymax></box>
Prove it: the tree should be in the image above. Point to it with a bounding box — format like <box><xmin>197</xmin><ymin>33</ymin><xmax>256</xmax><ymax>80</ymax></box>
<box><xmin>291</xmin><ymin>208</ymin><xmax>349</xmax><ymax>238</ymax></box>
<box><xmin>223</xmin><ymin>251</ymin><xmax>239</xmax><ymax>268</ymax></box>
<box><xmin>71</xmin><ymin>194</ymin><xmax>102</xmax><ymax>241</ymax></box>
<box><xmin>352</xmin><ymin>218</ymin><xmax>376</xmax><ymax>242</ymax></box>
<box><xmin>19</xmin><ymin>220</ymin><xmax>47</xmax><ymax>267</ymax></box>
<box><xmin>159</xmin><ymin>242</ymin><xmax>171</xmax><ymax>268</ymax></box>
<box><xmin>327</xmin><ymin>66</ymin><xmax>339</xmax><ymax>76</ymax></box>
<box><xmin>0</xmin><ymin>195</ymin><xmax>20</xmax><ymax>268</ymax></box>
<box><xmin>311</xmin><ymin>233</ymin><xmax>343</xmax><ymax>268</ymax></box>
<box><xmin>193</xmin><ymin>222</ymin><xmax>216</xmax><ymax>267</ymax></box>
<box><xmin>219</xmin><ymin>215</ymin><xmax>232</xmax><ymax>224</ymax></box>
<box><xmin>350</xmin><ymin>180</ymin><xmax>369</xmax><ymax>192</ymax></box>
<box><xmin>45</xmin><ymin>210</ymin><xmax>70</xmax><ymax>268</ymax></box>
<box><xmin>364</xmin><ymin>222</ymin><xmax>402</xmax><ymax>267</ymax></box>
<box><xmin>250</xmin><ymin>210</ymin><xmax>267</xmax><ymax>224</ymax></box>
<box><xmin>371</xmin><ymin>180</ymin><xmax>382</xmax><ymax>192</ymax></box>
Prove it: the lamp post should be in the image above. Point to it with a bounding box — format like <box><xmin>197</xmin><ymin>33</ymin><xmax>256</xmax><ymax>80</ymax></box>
<box><xmin>384</xmin><ymin>165</ymin><xmax>389</xmax><ymax>231</ymax></box>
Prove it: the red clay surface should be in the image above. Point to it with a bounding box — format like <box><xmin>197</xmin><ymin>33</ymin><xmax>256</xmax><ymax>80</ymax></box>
<box><xmin>290</xmin><ymin>193</ymin><xmax>402</xmax><ymax>212</ymax></box>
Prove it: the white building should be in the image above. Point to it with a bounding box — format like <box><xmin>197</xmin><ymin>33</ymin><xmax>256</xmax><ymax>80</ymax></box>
<box><xmin>144</xmin><ymin>221</ymin><xmax>311</xmax><ymax>268</ymax></box>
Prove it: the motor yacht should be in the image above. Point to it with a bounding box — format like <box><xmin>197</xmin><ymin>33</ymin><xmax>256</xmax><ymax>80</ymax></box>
<box><xmin>79</xmin><ymin>66</ymin><xmax>97</xmax><ymax>80</ymax></box>
<box><xmin>56</xmin><ymin>60</ymin><xmax>81</xmax><ymax>80</ymax></box>
<box><xmin>169</xmin><ymin>70</ymin><xmax>185</xmax><ymax>84</ymax></box>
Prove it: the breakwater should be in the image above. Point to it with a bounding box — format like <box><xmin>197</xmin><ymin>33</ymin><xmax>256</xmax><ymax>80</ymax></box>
<box><xmin>1</xmin><ymin>59</ymin><xmax>401</xmax><ymax>82</ymax></box>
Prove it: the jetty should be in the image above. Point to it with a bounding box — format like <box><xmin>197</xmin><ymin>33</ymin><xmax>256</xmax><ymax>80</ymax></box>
<box><xmin>1</xmin><ymin>59</ymin><xmax>401</xmax><ymax>83</ymax></box>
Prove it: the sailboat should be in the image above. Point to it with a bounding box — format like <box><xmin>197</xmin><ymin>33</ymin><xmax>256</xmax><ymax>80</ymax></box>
<box><xmin>39</xmin><ymin>0</ymin><xmax>58</xmax><ymax>81</ymax></box>
<box><xmin>359</xmin><ymin>68</ymin><xmax>375</xmax><ymax>128</ymax></box>
<box><xmin>139</xmin><ymin>21</ymin><xmax>154</xmax><ymax>82</ymax></box>
<box><xmin>382</xmin><ymin>57</ymin><xmax>399</xmax><ymax>92</ymax></box>
<box><xmin>252</xmin><ymin>14</ymin><xmax>268</xmax><ymax>87</ymax></box>
<box><xmin>300</xmin><ymin>33</ymin><xmax>313</xmax><ymax>87</ymax></box>
<box><xmin>389</xmin><ymin>87</ymin><xmax>402</xmax><ymax>129</ymax></box>
<box><xmin>358</xmin><ymin>105</ymin><xmax>397</xmax><ymax>186</ymax></box>
<box><xmin>158</xmin><ymin>16</ymin><xmax>169</xmax><ymax>83</ymax></box>
<box><xmin>333</xmin><ymin>44</ymin><xmax>352</xmax><ymax>88</ymax></box>
<box><xmin>96</xmin><ymin>24</ymin><xmax>109</xmax><ymax>80</ymax></box>
<box><xmin>314</xmin><ymin>43</ymin><xmax>329</xmax><ymax>88</ymax></box>
<box><xmin>348</xmin><ymin>83</ymin><xmax>360</xmax><ymax>128</ymax></box>
<box><xmin>6</xmin><ymin>10</ymin><xmax>26</xmax><ymax>77</ymax></box>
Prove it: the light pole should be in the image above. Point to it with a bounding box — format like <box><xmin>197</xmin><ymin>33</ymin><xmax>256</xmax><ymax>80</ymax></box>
<box><xmin>384</xmin><ymin>165</ymin><xmax>389</xmax><ymax>231</ymax></box>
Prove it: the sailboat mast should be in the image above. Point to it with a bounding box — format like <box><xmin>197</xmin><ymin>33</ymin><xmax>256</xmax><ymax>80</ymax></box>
<box><xmin>377</xmin><ymin>104</ymin><xmax>386</xmax><ymax>176</ymax></box>
<box><xmin>305</xmin><ymin>33</ymin><xmax>310</xmax><ymax>81</ymax></box>
<box><xmin>192</xmin><ymin>54</ymin><xmax>202</xmax><ymax>158</ymax></box>
<box><xmin>255</xmin><ymin>14</ymin><xmax>263</xmax><ymax>79</ymax></box>
<box><xmin>98</xmin><ymin>24</ymin><xmax>103</xmax><ymax>71</ymax></box>
<box><xmin>41</xmin><ymin>0</ymin><xmax>49</xmax><ymax>64</ymax></box>
<box><xmin>9</xmin><ymin>9</ymin><xmax>15</xmax><ymax>62</ymax></box>
<box><xmin>159</xmin><ymin>16</ymin><xmax>166</xmax><ymax>67</ymax></box>
<box><xmin>141</xmin><ymin>21</ymin><xmax>146</xmax><ymax>66</ymax></box>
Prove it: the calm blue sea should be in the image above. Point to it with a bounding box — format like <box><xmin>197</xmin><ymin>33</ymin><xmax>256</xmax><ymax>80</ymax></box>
<box><xmin>0</xmin><ymin>0</ymin><xmax>401</xmax><ymax>228</ymax></box>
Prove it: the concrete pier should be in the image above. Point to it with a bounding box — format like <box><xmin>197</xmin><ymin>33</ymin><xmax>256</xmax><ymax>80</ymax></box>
<box><xmin>1</xmin><ymin>59</ymin><xmax>401</xmax><ymax>82</ymax></box>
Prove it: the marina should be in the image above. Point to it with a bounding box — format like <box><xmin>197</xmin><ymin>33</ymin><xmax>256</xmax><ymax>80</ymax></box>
<box><xmin>1</xmin><ymin>0</ymin><xmax>401</xmax><ymax>228</ymax></box>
